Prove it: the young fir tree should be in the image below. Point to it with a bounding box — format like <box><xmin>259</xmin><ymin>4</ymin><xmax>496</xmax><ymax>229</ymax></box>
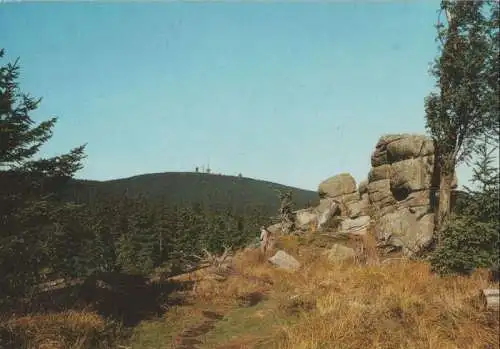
<box><xmin>424</xmin><ymin>1</ymin><xmax>498</xmax><ymax>237</ymax></box>
<box><xmin>276</xmin><ymin>190</ymin><xmax>295</xmax><ymax>234</ymax></box>
<box><xmin>131</xmin><ymin>195</ymin><xmax>158</xmax><ymax>274</ymax></box>
<box><xmin>87</xmin><ymin>198</ymin><xmax>119</xmax><ymax>273</ymax></box>
<box><xmin>0</xmin><ymin>49</ymin><xmax>86</xmax><ymax>300</ymax></box>
<box><xmin>430</xmin><ymin>136</ymin><xmax>499</xmax><ymax>275</ymax></box>
<box><xmin>152</xmin><ymin>202</ymin><xmax>176</xmax><ymax>267</ymax></box>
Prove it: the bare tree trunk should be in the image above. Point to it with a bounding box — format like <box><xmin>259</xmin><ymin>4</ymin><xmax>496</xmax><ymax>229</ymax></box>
<box><xmin>436</xmin><ymin>170</ymin><xmax>455</xmax><ymax>243</ymax></box>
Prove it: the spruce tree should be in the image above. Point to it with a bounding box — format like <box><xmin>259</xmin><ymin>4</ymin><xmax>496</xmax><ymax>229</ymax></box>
<box><xmin>0</xmin><ymin>49</ymin><xmax>86</xmax><ymax>300</ymax></box>
<box><xmin>430</xmin><ymin>137</ymin><xmax>499</xmax><ymax>275</ymax></box>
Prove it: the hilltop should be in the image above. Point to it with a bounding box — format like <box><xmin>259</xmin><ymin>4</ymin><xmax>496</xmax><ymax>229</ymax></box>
<box><xmin>64</xmin><ymin>172</ymin><xmax>319</xmax><ymax>214</ymax></box>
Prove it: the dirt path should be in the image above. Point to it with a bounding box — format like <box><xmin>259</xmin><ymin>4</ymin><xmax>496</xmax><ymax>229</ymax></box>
<box><xmin>173</xmin><ymin>310</ymin><xmax>225</xmax><ymax>349</ymax></box>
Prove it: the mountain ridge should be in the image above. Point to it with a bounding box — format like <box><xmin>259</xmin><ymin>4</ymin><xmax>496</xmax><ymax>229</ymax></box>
<box><xmin>65</xmin><ymin>171</ymin><xmax>320</xmax><ymax>214</ymax></box>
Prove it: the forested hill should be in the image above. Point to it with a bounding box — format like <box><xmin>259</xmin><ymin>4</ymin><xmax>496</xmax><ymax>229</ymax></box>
<box><xmin>64</xmin><ymin>172</ymin><xmax>319</xmax><ymax>214</ymax></box>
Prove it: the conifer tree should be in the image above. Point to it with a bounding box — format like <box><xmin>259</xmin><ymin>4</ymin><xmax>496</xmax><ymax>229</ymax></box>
<box><xmin>0</xmin><ymin>49</ymin><xmax>86</xmax><ymax>300</ymax></box>
<box><xmin>430</xmin><ymin>136</ymin><xmax>499</xmax><ymax>275</ymax></box>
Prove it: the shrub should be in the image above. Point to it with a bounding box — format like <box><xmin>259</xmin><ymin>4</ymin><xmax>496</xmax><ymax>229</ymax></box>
<box><xmin>430</xmin><ymin>139</ymin><xmax>499</xmax><ymax>275</ymax></box>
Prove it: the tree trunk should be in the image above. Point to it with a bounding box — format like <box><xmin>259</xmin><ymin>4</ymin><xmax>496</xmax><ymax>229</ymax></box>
<box><xmin>436</xmin><ymin>169</ymin><xmax>455</xmax><ymax>243</ymax></box>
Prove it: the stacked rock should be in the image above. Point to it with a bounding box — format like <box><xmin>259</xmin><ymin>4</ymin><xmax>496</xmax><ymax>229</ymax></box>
<box><xmin>367</xmin><ymin>134</ymin><xmax>456</xmax><ymax>256</ymax></box>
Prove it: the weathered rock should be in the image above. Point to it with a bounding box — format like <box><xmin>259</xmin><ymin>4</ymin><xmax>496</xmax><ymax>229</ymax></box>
<box><xmin>340</xmin><ymin>215</ymin><xmax>371</xmax><ymax>233</ymax></box>
<box><xmin>404</xmin><ymin>213</ymin><xmax>434</xmax><ymax>255</ymax></box>
<box><xmin>377</xmin><ymin>134</ymin><xmax>408</xmax><ymax>147</ymax></box>
<box><xmin>295</xmin><ymin>209</ymin><xmax>317</xmax><ymax>230</ymax></box>
<box><xmin>268</xmin><ymin>250</ymin><xmax>301</xmax><ymax>271</ymax></box>
<box><xmin>318</xmin><ymin>173</ymin><xmax>356</xmax><ymax>198</ymax></box>
<box><xmin>371</xmin><ymin>150</ymin><xmax>388</xmax><ymax>167</ymax></box>
<box><xmin>397</xmin><ymin>190</ymin><xmax>432</xmax><ymax>209</ymax></box>
<box><xmin>375</xmin><ymin>208</ymin><xmax>434</xmax><ymax>257</ymax></box>
<box><xmin>358</xmin><ymin>180</ymin><xmax>368</xmax><ymax>195</ymax></box>
<box><xmin>323</xmin><ymin>244</ymin><xmax>356</xmax><ymax>263</ymax></box>
<box><xmin>367</xmin><ymin>179</ymin><xmax>397</xmax><ymax>210</ymax></box>
<box><xmin>386</xmin><ymin>135</ymin><xmax>434</xmax><ymax>163</ymax></box>
<box><xmin>390</xmin><ymin>156</ymin><xmax>434</xmax><ymax>192</ymax></box>
<box><xmin>337</xmin><ymin>191</ymin><xmax>360</xmax><ymax>204</ymax></box>
<box><xmin>346</xmin><ymin>195</ymin><xmax>370</xmax><ymax>218</ymax></box>
<box><xmin>368</xmin><ymin>164</ymin><xmax>392</xmax><ymax>182</ymax></box>
<box><xmin>308</xmin><ymin>133</ymin><xmax>459</xmax><ymax>257</ymax></box>
<box><xmin>315</xmin><ymin>198</ymin><xmax>340</xmax><ymax>230</ymax></box>
<box><xmin>371</xmin><ymin>134</ymin><xmax>407</xmax><ymax>166</ymax></box>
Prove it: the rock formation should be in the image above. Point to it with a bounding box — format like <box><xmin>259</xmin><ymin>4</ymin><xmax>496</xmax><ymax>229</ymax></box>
<box><xmin>294</xmin><ymin>172</ymin><xmax>372</xmax><ymax>233</ymax></box>
<box><xmin>274</xmin><ymin>133</ymin><xmax>458</xmax><ymax>259</ymax></box>
<box><xmin>367</xmin><ymin>134</ymin><xmax>458</xmax><ymax>256</ymax></box>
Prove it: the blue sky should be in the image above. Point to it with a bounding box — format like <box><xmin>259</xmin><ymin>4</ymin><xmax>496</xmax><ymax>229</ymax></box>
<box><xmin>1</xmin><ymin>1</ymin><xmax>472</xmax><ymax>191</ymax></box>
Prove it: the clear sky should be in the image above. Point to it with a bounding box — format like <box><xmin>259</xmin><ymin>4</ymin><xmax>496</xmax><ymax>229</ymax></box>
<box><xmin>1</xmin><ymin>1</ymin><xmax>473</xmax><ymax>191</ymax></box>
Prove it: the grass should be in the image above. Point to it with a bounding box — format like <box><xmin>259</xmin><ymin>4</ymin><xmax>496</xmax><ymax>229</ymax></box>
<box><xmin>0</xmin><ymin>310</ymin><xmax>121</xmax><ymax>349</ymax></box>
<box><xmin>172</xmin><ymin>233</ymin><xmax>498</xmax><ymax>349</ymax></box>
<box><xmin>2</xmin><ymin>231</ymin><xmax>498</xmax><ymax>349</ymax></box>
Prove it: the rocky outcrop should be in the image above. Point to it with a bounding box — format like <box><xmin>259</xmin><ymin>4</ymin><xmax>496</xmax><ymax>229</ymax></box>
<box><xmin>318</xmin><ymin>173</ymin><xmax>357</xmax><ymax>199</ymax></box>
<box><xmin>317</xmin><ymin>173</ymin><xmax>372</xmax><ymax>218</ymax></box>
<box><xmin>267</xmin><ymin>133</ymin><xmax>457</xmax><ymax>259</ymax></box>
<box><xmin>294</xmin><ymin>198</ymin><xmax>341</xmax><ymax>232</ymax></box>
<box><xmin>293</xmin><ymin>173</ymin><xmax>370</xmax><ymax>234</ymax></box>
<box><xmin>368</xmin><ymin>133</ymin><xmax>457</xmax><ymax>256</ymax></box>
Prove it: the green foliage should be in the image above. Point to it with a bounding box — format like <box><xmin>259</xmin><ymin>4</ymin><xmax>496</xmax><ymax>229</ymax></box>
<box><xmin>0</xmin><ymin>47</ymin><xmax>308</xmax><ymax>316</ymax></box>
<box><xmin>0</xmin><ymin>49</ymin><xmax>86</xmax><ymax>301</ymax></box>
<box><xmin>425</xmin><ymin>1</ymin><xmax>497</xmax><ymax>167</ymax></box>
<box><xmin>424</xmin><ymin>1</ymin><xmax>498</xmax><ymax>231</ymax></box>
<box><xmin>430</xmin><ymin>138</ymin><xmax>500</xmax><ymax>275</ymax></box>
<box><xmin>64</xmin><ymin>172</ymin><xmax>318</xmax><ymax>216</ymax></box>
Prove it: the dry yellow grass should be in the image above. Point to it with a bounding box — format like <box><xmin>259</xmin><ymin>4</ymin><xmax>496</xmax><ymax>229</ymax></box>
<box><xmin>276</xmin><ymin>259</ymin><xmax>498</xmax><ymax>349</ymax></box>
<box><xmin>0</xmin><ymin>310</ymin><xmax>119</xmax><ymax>349</ymax></box>
<box><xmin>4</xmin><ymin>232</ymin><xmax>498</xmax><ymax>349</ymax></box>
<box><xmin>176</xmin><ymin>233</ymin><xmax>499</xmax><ymax>349</ymax></box>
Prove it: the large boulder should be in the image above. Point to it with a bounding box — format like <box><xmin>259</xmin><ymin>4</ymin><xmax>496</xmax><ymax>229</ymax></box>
<box><xmin>295</xmin><ymin>209</ymin><xmax>317</xmax><ymax>230</ymax></box>
<box><xmin>371</xmin><ymin>134</ymin><xmax>408</xmax><ymax>166</ymax></box>
<box><xmin>268</xmin><ymin>250</ymin><xmax>301</xmax><ymax>271</ymax></box>
<box><xmin>386</xmin><ymin>135</ymin><xmax>434</xmax><ymax>162</ymax></box>
<box><xmin>390</xmin><ymin>156</ymin><xmax>434</xmax><ymax>192</ymax></box>
<box><xmin>294</xmin><ymin>198</ymin><xmax>342</xmax><ymax>231</ymax></box>
<box><xmin>346</xmin><ymin>194</ymin><xmax>370</xmax><ymax>218</ymax></box>
<box><xmin>376</xmin><ymin>208</ymin><xmax>434</xmax><ymax>257</ymax></box>
<box><xmin>318</xmin><ymin>173</ymin><xmax>357</xmax><ymax>199</ymax></box>
<box><xmin>367</xmin><ymin>134</ymin><xmax>448</xmax><ymax>257</ymax></box>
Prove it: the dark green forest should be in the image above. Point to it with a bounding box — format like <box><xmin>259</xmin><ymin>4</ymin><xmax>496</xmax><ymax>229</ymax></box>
<box><xmin>57</xmin><ymin>172</ymin><xmax>319</xmax><ymax>278</ymax></box>
<box><xmin>65</xmin><ymin>172</ymin><xmax>318</xmax><ymax>215</ymax></box>
<box><xmin>0</xmin><ymin>48</ymin><xmax>318</xmax><ymax>312</ymax></box>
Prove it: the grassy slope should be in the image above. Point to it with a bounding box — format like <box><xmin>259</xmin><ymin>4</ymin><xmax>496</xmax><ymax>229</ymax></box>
<box><xmin>126</xmin><ymin>233</ymin><xmax>499</xmax><ymax>349</ymax></box>
<box><xmin>65</xmin><ymin>172</ymin><xmax>319</xmax><ymax>213</ymax></box>
<box><xmin>3</xmin><ymin>233</ymin><xmax>498</xmax><ymax>349</ymax></box>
